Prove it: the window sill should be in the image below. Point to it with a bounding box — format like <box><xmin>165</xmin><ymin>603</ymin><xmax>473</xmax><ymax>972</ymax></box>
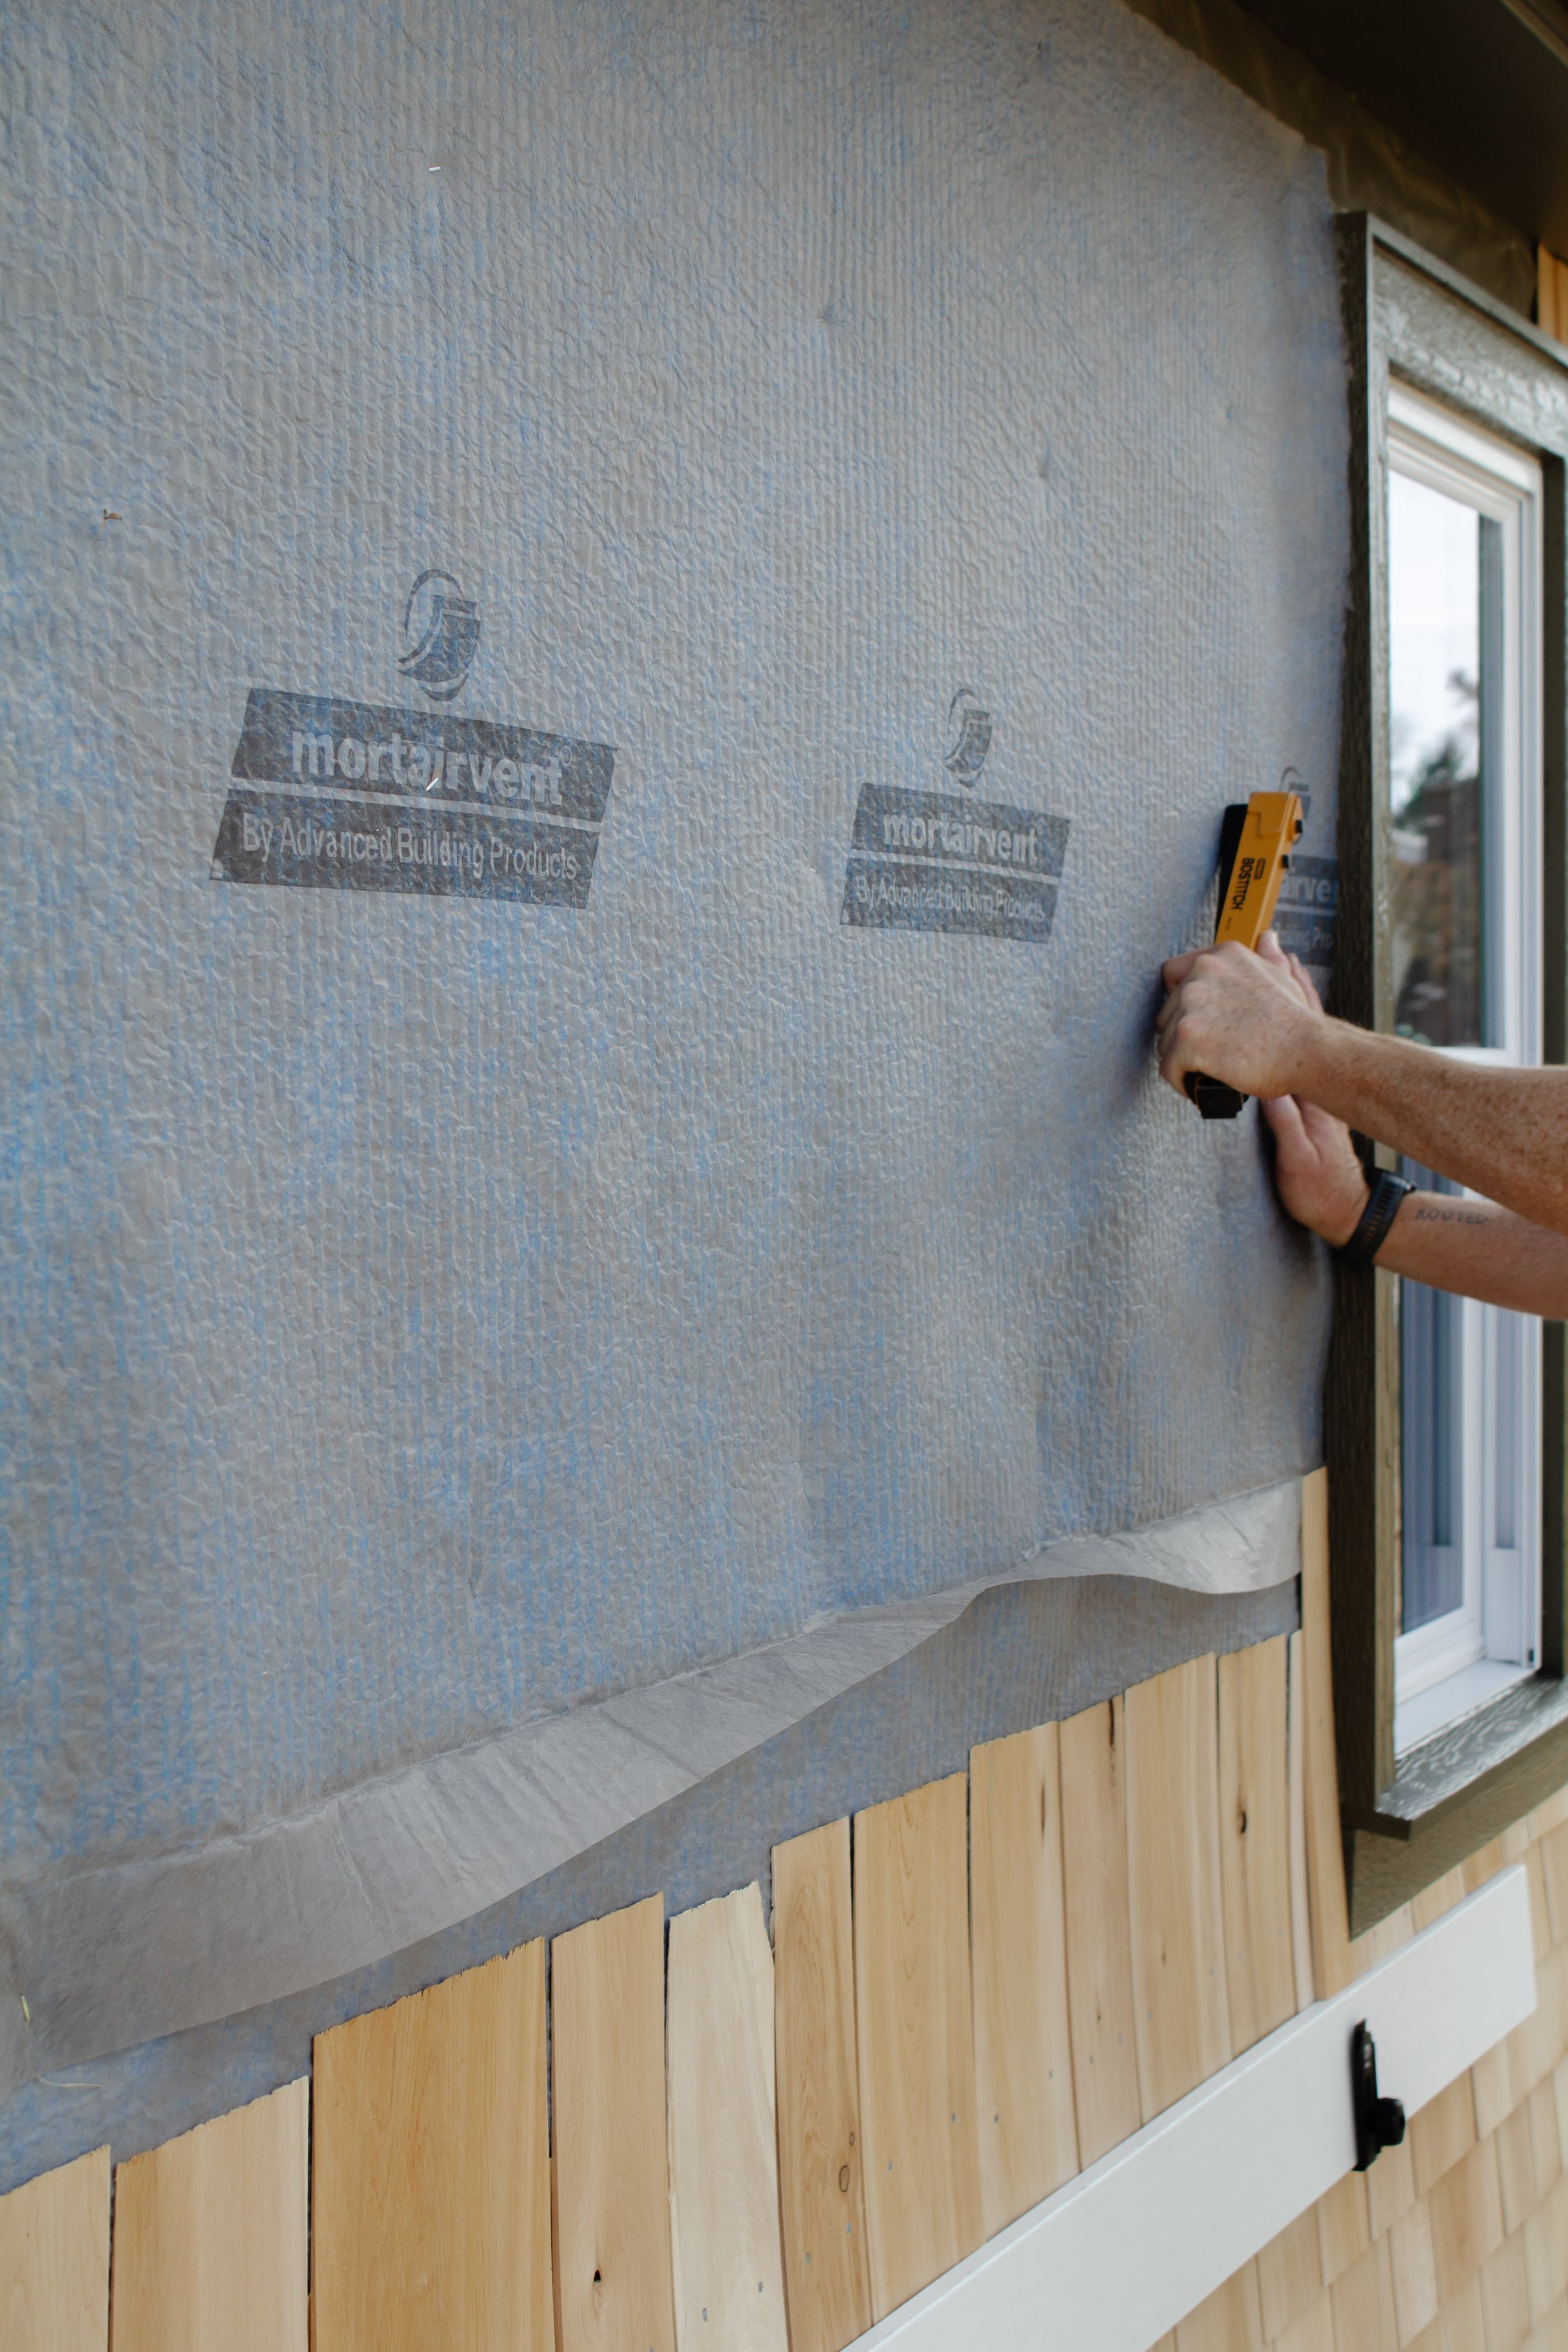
<box><xmin>1345</xmin><ymin>1673</ymin><xmax>1568</xmax><ymax>1932</ymax></box>
<box><xmin>1394</xmin><ymin>1657</ymin><xmax>1536</xmax><ymax>1756</ymax></box>
<box><xmin>1373</xmin><ymin>1672</ymin><xmax>1568</xmax><ymax>1830</ymax></box>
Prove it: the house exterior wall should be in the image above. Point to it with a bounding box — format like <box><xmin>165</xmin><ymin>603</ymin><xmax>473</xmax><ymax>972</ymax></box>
<box><xmin>2</xmin><ymin>0</ymin><xmax>1351</xmax><ymax>2099</ymax></box>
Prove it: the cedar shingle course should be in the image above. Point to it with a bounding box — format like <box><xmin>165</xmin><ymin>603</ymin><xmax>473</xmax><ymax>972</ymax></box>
<box><xmin>1412</xmin><ymin>2075</ymin><xmax>1478</xmax><ymax>2197</ymax></box>
<box><xmin>1428</xmin><ymin>2138</ymin><xmax>1505</xmax><ymax>2303</ymax></box>
<box><xmin>1318</xmin><ymin>2171</ymin><xmax>1372</xmax><ymax>2287</ymax></box>
<box><xmin>1257</xmin><ymin>2207</ymin><xmax>1322</xmax><ymax>2340</ymax></box>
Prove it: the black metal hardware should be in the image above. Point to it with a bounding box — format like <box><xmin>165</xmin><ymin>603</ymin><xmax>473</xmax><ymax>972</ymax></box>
<box><xmin>1351</xmin><ymin>2021</ymin><xmax>1406</xmax><ymax>2172</ymax></box>
<box><xmin>1184</xmin><ymin>1070</ymin><xmax>1246</xmax><ymax>1119</ymax></box>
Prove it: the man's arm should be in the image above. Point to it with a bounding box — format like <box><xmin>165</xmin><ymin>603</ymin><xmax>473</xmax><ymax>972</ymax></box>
<box><xmin>1157</xmin><ymin>937</ymin><xmax>1568</xmax><ymax>1238</ymax></box>
<box><xmin>1263</xmin><ymin>1088</ymin><xmax>1568</xmax><ymax>1316</ymax></box>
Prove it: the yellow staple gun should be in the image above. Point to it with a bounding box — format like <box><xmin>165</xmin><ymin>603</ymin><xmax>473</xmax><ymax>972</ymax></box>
<box><xmin>1184</xmin><ymin>788</ymin><xmax>1305</xmax><ymax>1120</ymax></box>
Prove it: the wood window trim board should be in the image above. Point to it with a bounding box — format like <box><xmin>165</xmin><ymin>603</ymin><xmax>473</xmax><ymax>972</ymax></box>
<box><xmin>1330</xmin><ymin>213</ymin><xmax>1568</xmax><ymax>1931</ymax></box>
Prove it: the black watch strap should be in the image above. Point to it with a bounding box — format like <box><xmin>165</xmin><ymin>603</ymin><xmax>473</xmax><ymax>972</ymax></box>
<box><xmin>1338</xmin><ymin>1171</ymin><xmax>1415</xmax><ymax>1269</ymax></box>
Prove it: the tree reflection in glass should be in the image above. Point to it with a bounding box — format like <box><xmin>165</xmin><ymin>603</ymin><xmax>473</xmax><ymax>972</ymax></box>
<box><xmin>1387</xmin><ymin>471</ymin><xmax>1498</xmax><ymax>1047</ymax></box>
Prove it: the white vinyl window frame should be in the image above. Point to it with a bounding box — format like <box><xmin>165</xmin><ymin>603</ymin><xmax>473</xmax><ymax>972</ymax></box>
<box><xmin>1387</xmin><ymin>382</ymin><xmax>1545</xmax><ymax>1756</ymax></box>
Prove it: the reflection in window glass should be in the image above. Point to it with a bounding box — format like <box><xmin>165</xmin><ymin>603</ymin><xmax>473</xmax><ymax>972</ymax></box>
<box><xmin>1387</xmin><ymin>472</ymin><xmax>1497</xmax><ymax>1047</ymax></box>
<box><xmin>1401</xmin><ymin>1196</ymin><xmax>1464</xmax><ymax>1634</ymax></box>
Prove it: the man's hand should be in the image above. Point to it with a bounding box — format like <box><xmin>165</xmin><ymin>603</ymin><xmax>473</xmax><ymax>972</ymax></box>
<box><xmin>1156</xmin><ymin>908</ymin><xmax>1568</xmax><ymax>1263</ymax></box>
<box><xmin>1261</xmin><ymin>1095</ymin><xmax>1370</xmax><ymax>1246</ymax></box>
<box><xmin>1160</xmin><ymin>934</ymin><xmax>1370</xmax><ymax>1240</ymax></box>
<box><xmin>1251</xmin><ymin>958</ymin><xmax>1371</xmax><ymax>1244</ymax></box>
<box><xmin>1157</xmin><ymin>917</ymin><xmax>1568</xmax><ymax>1236</ymax></box>
<box><xmin>1156</xmin><ymin>931</ymin><xmax>1322</xmax><ymax>1104</ymax></box>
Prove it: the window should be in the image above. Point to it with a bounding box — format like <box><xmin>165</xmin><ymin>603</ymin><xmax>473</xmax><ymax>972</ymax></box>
<box><xmin>1326</xmin><ymin>217</ymin><xmax>1568</xmax><ymax>1931</ymax></box>
<box><xmin>1384</xmin><ymin>386</ymin><xmax>1544</xmax><ymax>1752</ymax></box>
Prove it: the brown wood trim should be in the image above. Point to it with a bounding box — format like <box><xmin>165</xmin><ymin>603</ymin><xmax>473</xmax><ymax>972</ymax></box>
<box><xmin>1545</xmin><ymin>442</ymin><xmax>1568</xmax><ymax>1681</ymax></box>
<box><xmin>1366</xmin><ymin>218</ymin><xmax>1568</xmax><ymax>372</ymax></box>
<box><xmin>1328</xmin><ymin>218</ymin><xmax>1402</xmax><ymax>1817</ymax></box>
<box><xmin>1347</xmin><ymin>1709</ymin><xmax>1568</xmax><ymax>1932</ymax></box>
<box><xmin>1326</xmin><ymin>217</ymin><xmax>1387</xmax><ymax>1823</ymax></box>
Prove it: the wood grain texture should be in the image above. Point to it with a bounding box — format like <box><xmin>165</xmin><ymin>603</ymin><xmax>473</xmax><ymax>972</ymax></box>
<box><xmin>1540</xmin><ymin>245</ymin><xmax>1565</xmax><ymax>342</ymax></box>
<box><xmin>853</xmin><ymin>1774</ymin><xmax>982</xmax><ymax>2321</ymax></box>
<box><xmin>0</xmin><ymin>2146</ymin><xmax>109</xmax><ymax>2352</ymax></box>
<box><xmin>771</xmin><ymin>1820</ymin><xmax>871</xmax><ymax>2352</ymax></box>
<box><xmin>553</xmin><ymin>1895</ymin><xmax>676</xmax><ymax>2352</ymax></box>
<box><xmin>1301</xmin><ymin>1469</ymin><xmax>1354</xmax><ymax>1997</ymax></box>
<box><xmin>970</xmin><ymin>1722</ymin><xmax>1078</xmax><ymax>2234</ymax></box>
<box><xmin>112</xmin><ymin>2082</ymin><xmax>307</xmax><ymax>2352</ymax></box>
<box><xmin>313</xmin><ymin>1943</ymin><xmax>552</xmax><ymax>2352</ymax></box>
<box><xmin>1288</xmin><ymin>1628</ymin><xmax>1316</xmax><ymax>2013</ymax></box>
<box><xmin>1125</xmin><ymin>1655</ymin><xmax>1232</xmax><ymax>2121</ymax></box>
<box><xmin>1349</xmin><ymin>1904</ymin><xmax>1412</xmax><ymax>1976</ymax></box>
<box><xmin>1059</xmin><ymin>1695</ymin><xmax>1142</xmax><ymax>2164</ymax></box>
<box><xmin>1217</xmin><ymin>1635</ymin><xmax>1295</xmax><ymax>2055</ymax></box>
<box><xmin>665</xmin><ymin>1885</ymin><xmax>787</xmax><ymax>2352</ymax></box>
<box><xmin>1256</xmin><ymin>2206</ymin><xmax>1323</xmax><ymax>2341</ymax></box>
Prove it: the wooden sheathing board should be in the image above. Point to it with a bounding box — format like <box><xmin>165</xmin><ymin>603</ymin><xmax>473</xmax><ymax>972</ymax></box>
<box><xmin>1300</xmin><ymin>1466</ymin><xmax>1354</xmax><ymax>1996</ymax></box>
<box><xmin>1286</xmin><ymin>1626</ymin><xmax>1316</xmax><ymax>2011</ymax></box>
<box><xmin>853</xmin><ymin>1773</ymin><xmax>982</xmax><ymax>2322</ymax></box>
<box><xmin>1216</xmin><ymin>1634</ymin><xmax>1295</xmax><ymax>2054</ymax></box>
<box><xmin>0</xmin><ymin>2146</ymin><xmax>109</xmax><ymax>2352</ymax></box>
<box><xmin>1057</xmin><ymin>1695</ymin><xmax>1142</xmax><ymax>2164</ymax></box>
<box><xmin>553</xmin><ymin>1894</ymin><xmax>677</xmax><ymax>2352</ymax></box>
<box><xmin>312</xmin><ymin>1942</ymin><xmax>552</xmax><ymax>2352</ymax></box>
<box><xmin>666</xmin><ymin>1884</ymin><xmax>788</xmax><ymax>2352</ymax></box>
<box><xmin>969</xmin><ymin>1722</ymin><xmax>1079</xmax><ymax>2235</ymax></box>
<box><xmin>1124</xmin><ymin>1654</ymin><xmax>1233</xmax><ymax>2121</ymax></box>
<box><xmin>771</xmin><ymin>1820</ymin><xmax>871</xmax><ymax>2352</ymax></box>
<box><xmin>111</xmin><ymin>2081</ymin><xmax>307</xmax><ymax>2352</ymax></box>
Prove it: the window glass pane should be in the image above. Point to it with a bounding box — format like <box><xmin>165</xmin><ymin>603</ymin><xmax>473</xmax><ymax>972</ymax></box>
<box><xmin>1387</xmin><ymin>472</ymin><xmax>1495</xmax><ymax>1047</ymax></box>
<box><xmin>1386</xmin><ymin>395</ymin><xmax>1540</xmax><ymax>1734</ymax></box>
<box><xmin>1401</xmin><ymin>1270</ymin><xmax>1465</xmax><ymax>1631</ymax></box>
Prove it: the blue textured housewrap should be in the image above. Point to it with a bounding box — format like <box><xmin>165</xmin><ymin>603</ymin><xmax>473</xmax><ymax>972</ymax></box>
<box><xmin>1</xmin><ymin>0</ymin><xmax>1345</xmax><ymax>2097</ymax></box>
<box><xmin>1</xmin><ymin>1557</ymin><xmax>1300</xmax><ymax>2194</ymax></box>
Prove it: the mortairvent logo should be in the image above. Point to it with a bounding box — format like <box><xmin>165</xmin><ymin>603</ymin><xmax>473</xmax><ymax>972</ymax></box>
<box><xmin>839</xmin><ymin>691</ymin><xmax>1069</xmax><ymax>943</ymax></box>
<box><xmin>209</xmin><ymin>571</ymin><xmax>615</xmax><ymax>906</ymax></box>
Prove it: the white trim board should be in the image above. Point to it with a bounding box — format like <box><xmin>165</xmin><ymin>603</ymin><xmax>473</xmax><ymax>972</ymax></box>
<box><xmin>849</xmin><ymin>1867</ymin><xmax>1535</xmax><ymax>2352</ymax></box>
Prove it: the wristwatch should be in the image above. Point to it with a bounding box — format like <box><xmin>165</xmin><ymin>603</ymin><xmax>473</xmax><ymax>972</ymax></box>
<box><xmin>1337</xmin><ymin>1170</ymin><xmax>1415</xmax><ymax>1269</ymax></box>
